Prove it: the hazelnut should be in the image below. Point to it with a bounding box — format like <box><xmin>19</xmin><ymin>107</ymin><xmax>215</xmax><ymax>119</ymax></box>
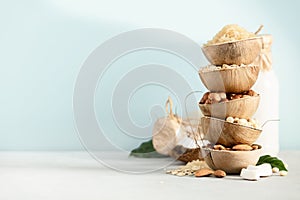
<box><xmin>200</xmin><ymin>92</ymin><xmax>209</xmax><ymax>104</ymax></box>
<box><xmin>219</xmin><ymin>92</ymin><xmax>227</xmax><ymax>100</ymax></box>
<box><xmin>226</xmin><ymin>116</ymin><xmax>234</xmax><ymax>123</ymax></box>
<box><xmin>232</xmin><ymin>94</ymin><xmax>242</xmax><ymax>99</ymax></box>
<box><xmin>238</xmin><ymin>118</ymin><xmax>248</xmax><ymax>126</ymax></box>
<box><xmin>227</xmin><ymin>94</ymin><xmax>234</xmax><ymax>100</ymax></box>
<box><xmin>248</xmin><ymin>90</ymin><xmax>258</xmax><ymax>96</ymax></box>
<box><xmin>208</xmin><ymin>93</ymin><xmax>221</xmax><ymax>103</ymax></box>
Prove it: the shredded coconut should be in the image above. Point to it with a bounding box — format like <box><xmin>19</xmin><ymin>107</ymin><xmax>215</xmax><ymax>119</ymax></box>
<box><xmin>205</xmin><ymin>24</ymin><xmax>256</xmax><ymax>46</ymax></box>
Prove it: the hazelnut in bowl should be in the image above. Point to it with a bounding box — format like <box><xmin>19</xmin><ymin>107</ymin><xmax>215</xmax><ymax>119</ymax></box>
<box><xmin>201</xmin><ymin>116</ymin><xmax>262</xmax><ymax>147</ymax></box>
<box><xmin>199</xmin><ymin>90</ymin><xmax>260</xmax><ymax>119</ymax></box>
<box><xmin>198</xmin><ymin>64</ymin><xmax>260</xmax><ymax>93</ymax></box>
<box><xmin>203</xmin><ymin>144</ymin><xmax>262</xmax><ymax>174</ymax></box>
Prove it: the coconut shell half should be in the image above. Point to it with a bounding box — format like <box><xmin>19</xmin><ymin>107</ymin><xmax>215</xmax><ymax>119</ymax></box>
<box><xmin>198</xmin><ymin>65</ymin><xmax>260</xmax><ymax>93</ymax></box>
<box><xmin>201</xmin><ymin>116</ymin><xmax>262</xmax><ymax>147</ymax></box>
<box><xmin>204</xmin><ymin>146</ymin><xmax>262</xmax><ymax>174</ymax></box>
<box><xmin>199</xmin><ymin>95</ymin><xmax>260</xmax><ymax>119</ymax></box>
<box><xmin>202</xmin><ymin>37</ymin><xmax>262</xmax><ymax>65</ymax></box>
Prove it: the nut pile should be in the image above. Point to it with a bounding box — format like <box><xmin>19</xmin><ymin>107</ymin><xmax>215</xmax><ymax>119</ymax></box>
<box><xmin>200</xmin><ymin>90</ymin><xmax>258</xmax><ymax>104</ymax></box>
<box><xmin>225</xmin><ymin>116</ymin><xmax>260</xmax><ymax>129</ymax></box>
<box><xmin>166</xmin><ymin>160</ymin><xmax>226</xmax><ymax>178</ymax></box>
<box><xmin>166</xmin><ymin>160</ymin><xmax>209</xmax><ymax>176</ymax></box>
<box><xmin>213</xmin><ymin>144</ymin><xmax>260</xmax><ymax>151</ymax></box>
<box><xmin>200</xmin><ymin>64</ymin><xmax>253</xmax><ymax>73</ymax></box>
<box><xmin>195</xmin><ymin>168</ymin><xmax>226</xmax><ymax>178</ymax></box>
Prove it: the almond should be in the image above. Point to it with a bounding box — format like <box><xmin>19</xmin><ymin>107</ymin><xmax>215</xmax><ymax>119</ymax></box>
<box><xmin>232</xmin><ymin>144</ymin><xmax>252</xmax><ymax>151</ymax></box>
<box><xmin>219</xmin><ymin>92</ymin><xmax>227</xmax><ymax>100</ymax></box>
<box><xmin>213</xmin><ymin>144</ymin><xmax>226</xmax><ymax>150</ymax></box>
<box><xmin>194</xmin><ymin>168</ymin><xmax>214</xmax><ymax>177</ymax></box>
<box><xmin>214</xmin><ymin>170</ymin><xmax>226</xmax><ymax>178</ymax></box>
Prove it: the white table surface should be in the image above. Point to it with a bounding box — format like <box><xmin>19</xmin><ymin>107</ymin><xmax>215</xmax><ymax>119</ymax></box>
<box><xmin>0</xmin><ymin>151</ymin><xmax>299</xmax><ymax>200</ymax></box>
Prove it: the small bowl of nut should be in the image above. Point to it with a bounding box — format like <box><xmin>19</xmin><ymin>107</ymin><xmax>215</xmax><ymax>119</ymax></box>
<box><xmin>199</xmin><ymin>90</ymin><xmax>260</xmax><ymax>119</ymax></box>
<box><xmin>201</xmin><ymin>116</ymin><xmax>262</xmax><ymax>147</ymax></box>
<box><xmin>203</xmin><ymin>144</ymin><xmax>262</xmax><ymax>174</ymax></box>
<box><xmin>199</xmin><ymin>64</ymin><xmax>260</xmax><ymax>93</ymax></box>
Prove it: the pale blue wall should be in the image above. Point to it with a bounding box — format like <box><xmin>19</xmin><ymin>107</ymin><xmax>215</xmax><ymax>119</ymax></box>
<box><xmin>1</xmin><ymin>0</ymin><xmax>299</xmax><ymax>150</ymax></box>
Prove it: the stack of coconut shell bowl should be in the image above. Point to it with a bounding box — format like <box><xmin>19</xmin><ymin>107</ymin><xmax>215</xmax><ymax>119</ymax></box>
<box><xmin>198</xmin><ymin>37</ymin><xmax>264</xmax><ymax>173</ymax></box>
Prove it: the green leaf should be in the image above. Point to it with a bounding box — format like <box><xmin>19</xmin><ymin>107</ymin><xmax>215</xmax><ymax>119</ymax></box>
<box><xmin>256</xmin><ymin>155</ymin><xmax>288</xmax><ymax>171</ymax></box>
<box><xmin>129</xmin><ymin>140</ymin><xmax>168</xmax><ymax>158</ymax></box>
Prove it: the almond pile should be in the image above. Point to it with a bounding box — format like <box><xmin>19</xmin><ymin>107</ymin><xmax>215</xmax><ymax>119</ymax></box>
<box><xmin>194</xmin><ymin>168</ymin><xmax>226</xmax><ymax>178</ymax></box>
<box><xmin>166</xmin><ymin>160</ymin><xmax>226</xmax><ymax>178</ymax></box>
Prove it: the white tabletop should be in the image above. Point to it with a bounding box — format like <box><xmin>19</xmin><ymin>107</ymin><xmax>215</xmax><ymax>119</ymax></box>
<box><xmin>0</xmin><ymin>151</ymin><xmax>299</xmax><ymax>200</ymax></box>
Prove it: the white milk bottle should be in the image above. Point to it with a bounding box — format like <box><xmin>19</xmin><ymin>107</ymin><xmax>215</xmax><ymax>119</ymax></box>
<box><xmin>252</xmin><ymin>34</ymin><xmax>279</xmax><ymax>156</ymax></box>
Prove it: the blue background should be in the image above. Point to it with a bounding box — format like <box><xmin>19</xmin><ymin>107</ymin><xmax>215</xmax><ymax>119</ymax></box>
<box><xmin>1</xmin><ymin>0</ymin><xmax>300</xmax><ymax>150</ymax></box>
